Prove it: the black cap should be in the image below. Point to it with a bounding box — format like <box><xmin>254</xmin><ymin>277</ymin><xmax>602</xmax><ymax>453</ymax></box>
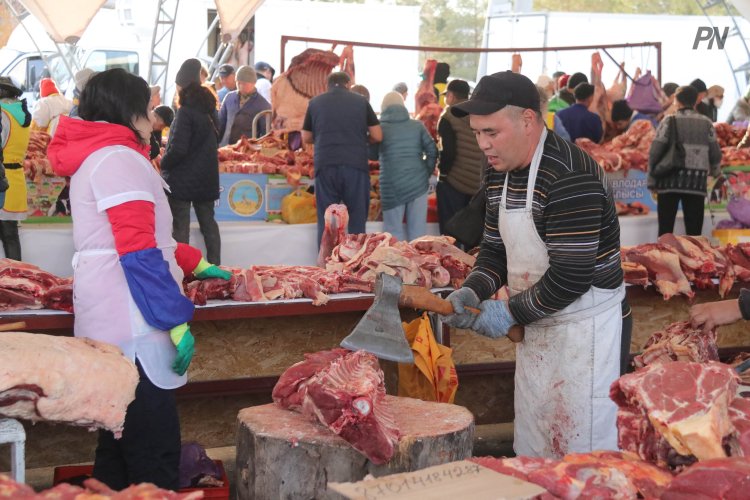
<box><xmin>218</xmin><ymin>64</ymin><xmax>235</xmax><ymax>77</ymax></box>
<box><xmin>444</xmin><ymin>79</ymin><xmax>470</xmax><ymax>98</ymax></box>
<box><xmin>254</xmin><ymin>61</ymin><xmax>272</xmax><ymax>72</ymax></box>
<box><xmin>690</xmin><ymin>78</ymin><xmax>707</xmax><ymax>93</ymax></box>
<box><xmin>0</xmin><ymin>76</ymin><xmax>22</xmax><ymax>98</ymax></box>
<box><xmin>451</xmin><ymin>71</ymin><xmax>540</xmax><ymax>118</ymax></box>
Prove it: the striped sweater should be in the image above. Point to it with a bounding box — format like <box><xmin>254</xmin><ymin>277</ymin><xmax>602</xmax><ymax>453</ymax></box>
<box><xmin>462</xmin><ymin>130</ymin><xmax>623</xmax><ymax>325</ymax></box>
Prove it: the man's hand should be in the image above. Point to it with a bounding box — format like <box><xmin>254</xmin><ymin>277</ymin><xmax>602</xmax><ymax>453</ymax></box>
<box><xmin>440</xmin><ymin>287</ymin><xmax>480</xmax><ymax>329</ymax></box>
<box><xmin>193</xmin><ymin>258</ymin><xmax>231</xmax><ymax>280</ymax></box>
<box><xmin>472</xmin><ymin>300</ymin><xmax>517</xmax><ymax>339</ymax></box>
<box><xmin>690</xmin><ymin>299</ymin><xmax>742</xmax><ymax>332</ymax></box>
<box><xmin>170</xmin><ymin>323</ymin><xmax>195</xmax><ymax>375</ymax></box>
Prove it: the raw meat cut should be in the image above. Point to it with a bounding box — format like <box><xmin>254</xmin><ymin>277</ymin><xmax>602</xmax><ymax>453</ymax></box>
<box><xmin>576</xmin><ymin>120</ymin><xmax>655</xmax><ymax>172</ymax></box>
<box><xmin>317</xmin><ymin>204</ymin><xmax>349</xmax><ymax>267</ymax></box>
<box><xmin>621</xmin><ymin>261</ymin><xmax>649</xmax><ymax>287</ymax></box>
<box><xmin>660</xmin><ymin>457</ymin><xmax>750</xmax><ymax>500</ymax></box>
<box><xmin>470</xmin><ymin>450</ymin><xmax>673</xmax><ymax>499</ymax></box>
<box><xmin>611</xmin><ymin>361</ymin><xmax>738</xmax><ymax>468</ymax></box>
<box><xmin>23</xmin><ymin>130</ymin><xmax>52</xmax><ymax>182</ymax></box>
<box><xmin>0</xmin><ymin>473</ymin><xmax>203</xmax><ymax>499</ymax></box>
<box><xmin>621</xmin><ymin>244</ymin><xmax>693</xmax><ymax>300</ymax></box>
<box><xmin>0</xmin><ymin>259</ymin><xmax>74</xmax><ymax>312</ymax></box>
<box><xmin>728</xmin><ymin>397</ymin><xmax>750</xmax><ymax>457</ymax></box>
<box><xmin>217</xmin><ymin>135</ymin><xmax>313</xmax><ymax>181</ymax></box>
<box><xmin>271</xmin><ymin>48</ymin><xmax>343</xmax><ymax>133</ymax></box>
<box><xmin>622</xmin><ymin>236</ymin><xmax>739</xmax><ymax>298</ymax></box>
<box><xmin>0</xmin><ymin>333</ymin><xmax>138</xmax><ymax>437</ymax></box>
<box><xmin>633</xmin><ymin>321</ymin><xmax>718</xmax><ymax>368</ymax></box>
<box><xmin>273</xmin><ymin>349</ymin><xmax>400</xmax><ymax>464</ymax></box>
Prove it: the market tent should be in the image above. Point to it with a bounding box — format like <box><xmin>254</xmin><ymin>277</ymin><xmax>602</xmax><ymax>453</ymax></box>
<box><xmin>17</xmin><ymin>0</ymin><xmax>106</xmax><ymax>44</ymax></box>
<box><xmin>214</xmin><ymin>0</ymin><xmax>264</xmax><ymax>39</ymax></box>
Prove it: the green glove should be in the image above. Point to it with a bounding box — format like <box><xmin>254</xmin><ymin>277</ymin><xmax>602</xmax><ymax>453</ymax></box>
<box><xmin>193</xmin><ymin>258</ymin><xmax>231</xmax><ymax>280</ymax></box>
<box><xmin>169</xmin><ymin>323</ymin><xmax>195</xmax><ymax>376</ymax></box>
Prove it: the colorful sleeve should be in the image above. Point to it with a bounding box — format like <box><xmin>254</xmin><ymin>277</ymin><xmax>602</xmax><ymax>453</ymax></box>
<box><xmin>174</xmin><ymin>243</ymin><xmax>203</xmax><ymax>277</ymax></box>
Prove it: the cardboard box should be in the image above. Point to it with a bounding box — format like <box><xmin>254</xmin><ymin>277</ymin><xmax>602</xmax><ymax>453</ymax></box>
<box><xmin>328</xmin><ymin>460</ymin><xmax>545</xmax><ymax>500</ymax></box>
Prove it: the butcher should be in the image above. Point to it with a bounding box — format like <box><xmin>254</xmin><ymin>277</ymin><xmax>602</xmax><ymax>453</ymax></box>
<box><xmin>48</xmin><ymin>69</ymin><xmax>230</xmax><ymax>490</ymax></box>
<box><xmin>441</xmin><ymin>71</ymin><xmax>629</xmax><ymax>458</ymax></box>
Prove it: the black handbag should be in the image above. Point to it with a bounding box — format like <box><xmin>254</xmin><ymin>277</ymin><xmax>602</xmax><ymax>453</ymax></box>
<box><xmin>650</xmin><ymin>115</ymin><xmax>686</xmax><ymax>179</ymax></box>
<box><xmin>444</xmin><ymin>187</ymin><xmax>486</xmax><ymax>248</ymax></box>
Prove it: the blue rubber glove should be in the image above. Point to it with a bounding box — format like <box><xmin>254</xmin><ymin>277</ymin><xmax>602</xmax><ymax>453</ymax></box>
<box><xmin>471</xmin><ymin>300</ymin><xmax>517</xmax><ymax>339</ymax></box>
<box><xmin>193</xmin><ymin>258</ymin><xmax>232</xmax><ymax>280</ymax></box>
<box><xmin>440</xmin><ymin>287</ymin><xmax>480</xmax><ymax>329</ymax></box>
<box><xmin>170</xmin><ymin>323</ymin><xmax>195</xmax><ymax>375</ymax></box>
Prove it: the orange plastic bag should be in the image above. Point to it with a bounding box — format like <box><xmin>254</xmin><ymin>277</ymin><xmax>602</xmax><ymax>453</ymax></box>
<box><xmin>397</xmin><ymin>313</ymin><xmax>458</xmax><ymax>403</ymax></box>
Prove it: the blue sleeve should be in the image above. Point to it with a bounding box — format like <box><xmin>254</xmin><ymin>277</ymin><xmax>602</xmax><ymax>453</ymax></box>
<box><xmin>120</xmin><ymin>247</ymin><xmax>195</xmax><ymax>330</ymax></box>
<box><xmin>218</xmin><ymin>99</ymin><xmax>228</xmax><ymax>141</ymax></box>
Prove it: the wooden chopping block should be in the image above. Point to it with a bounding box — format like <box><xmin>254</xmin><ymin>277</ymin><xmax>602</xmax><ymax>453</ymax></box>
<box><xmin>236</xmin><ymin>395</ymin><xmax>475</xmax><ymax>500</ymax></box>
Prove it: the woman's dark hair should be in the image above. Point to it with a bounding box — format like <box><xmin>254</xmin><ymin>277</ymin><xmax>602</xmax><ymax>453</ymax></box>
<box><xmin>78</xmin><ymin>68</ymin><xmax>150</xmax><ymax>143</ymax></box>
<box><xmin>675</xmin><ymin>85</ymin><xmax>699</xmax><ymax>108</ymax></box>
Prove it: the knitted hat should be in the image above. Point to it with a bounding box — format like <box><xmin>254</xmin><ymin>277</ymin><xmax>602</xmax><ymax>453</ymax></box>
<box><xmin>381</xmin><ymin>91</ymin><xmax>405</xmax><ymax>112</ymax></box>
<box><xmin>392</xmin><ymin>82</ymin><xmax>408</xmax><ymax>94</ymax></box>
<box><xmin>175</xmin><ymin>58</ymin><xmax>202</xmax><ymax>87</ymax></box>
<box><xmin>40</xmin><ymin>78</ymin><xmax>59</xmax><ymax>97</ymax></box>
<box><xmin>707</xmin><ymin>85</ymin><xmax>724</xmax><ymax>99</ymax></box>
<box><xmin>536</xmin><ymin>75</ymin><xmax>554</xmax><ymax>89</ymax></box>
<box><xmin>236</xmin><ymin>65</ymin><xmax>257</xmax><ymax>84</ymax></box>
<box><xmin>74</xmin><ymin>68</ymin><xmax>95</xmax><ymax>92</ymax></box>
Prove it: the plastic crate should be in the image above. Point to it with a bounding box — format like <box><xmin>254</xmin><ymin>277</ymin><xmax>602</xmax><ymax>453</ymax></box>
<box><xmin>53</xmin><ymin>460</ymin><xmax>228</xmax><ymax>499</ymax></box>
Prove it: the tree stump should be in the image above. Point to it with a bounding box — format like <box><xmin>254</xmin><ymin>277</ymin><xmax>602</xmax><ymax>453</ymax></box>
<box><xmin>236</xmin><ymin>395</ymin><xmax>474</xmax><ymax>500</ymax></box>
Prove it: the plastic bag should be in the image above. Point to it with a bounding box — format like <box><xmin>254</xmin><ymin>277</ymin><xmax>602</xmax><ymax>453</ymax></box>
<box><xmin>398</xmin><ymin>313</ymin><xmax>458</xmax><ymax>403</ymax></box>
<box><xmin>281</xmin><ymin>188</ymin><xmax>317</xmax><ymax>224</ymax></box>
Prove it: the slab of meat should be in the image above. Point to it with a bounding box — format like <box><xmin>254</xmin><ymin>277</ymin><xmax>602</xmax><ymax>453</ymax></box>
<box><xmin>317</xmin><ymin>204</ymin><xmax>349</xmax><ymax>267</ymax></box>
<box><xmin>661</xmin><ymin>457</ymin><xmax>750</xmax><ymax>499</ymax></box>
<box><xmin>633</xmin><ymin>321</ymin><xmax>719</xmax><ymax>368</ymax></box>
<box><xmin>0</xmin><ymin>258</ymin><xmax>65</xmax><ymax>311</ymax></box>
<box><xmin>470</xmin><ymin>450</ymin><xmax>672</xmax><ymax>499</ymax></box>
<box><xmin>621</xmin><ymin>244</ymin><xmax>693</xmax><ymax>300</ymax></box>
<box><xmin>273</xmin><ymin>349</ymin><xmax>400</xmax><ymax>464</ymax></box>
<box><xmin>611</xmin><ymin>361</ymin><xmax>738</xmax><ymax>468</ymax></box>
<box><xmin>0</xmin><ymin>474</ymin><xmax>203</xmax><ymax>499</ymax></box>
<box><xmin>271</xmin><ymin>48</ymin><xmax>342</xmax><ymax>133</ymax></box>
<box><xmin>44</xmin><ymin>281</ymin><xmax>74</xmax><ymax>313</ymax></box>
<box><xmin>0</xmin><ymin>333</ymin><xmax>138</xmax><ymax>438</ymax></box>
<box><xmin>726</xmin><ymin>242</ymin><xmax>750</xmax><ymax>282</ymax></box>
<box><xmin>622</xmin><ymin>261</ymin><xmax>649</xmax><ymax>287</ymax></box>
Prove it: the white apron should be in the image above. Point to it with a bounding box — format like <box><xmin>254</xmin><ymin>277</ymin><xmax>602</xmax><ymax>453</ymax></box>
<box><xmin>499</xmin><ymin>129</ymin><xmax>624</xmax><ymax>458</ymax></box>
<box><xmin>70</xmin><ymin>145</ymin><xmax>187</xmax><ymax>390</ymax></box>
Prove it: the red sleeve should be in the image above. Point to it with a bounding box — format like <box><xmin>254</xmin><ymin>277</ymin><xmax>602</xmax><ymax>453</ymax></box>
<box><xmin>106</xmin><ymin>201</ymin><xmax>156</xmax><ymax>256</ymax></box>
<box><xmin>174</xmin><ymin>243</ymin><xmax>202</xmax><ymax>277</ymax></box>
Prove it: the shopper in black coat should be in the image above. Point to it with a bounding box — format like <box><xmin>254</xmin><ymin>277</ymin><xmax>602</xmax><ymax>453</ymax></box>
<box><xmin>161</xmin><ymin>58</ymin><xmax>222</xmax><ymax>264</ymax></box>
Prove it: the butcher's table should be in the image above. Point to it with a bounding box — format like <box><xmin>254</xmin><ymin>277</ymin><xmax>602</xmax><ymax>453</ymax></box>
<box><xmin>2</xmin><ymin>285</ymin><xmax>750</xmax><ymax>470</ymax></box>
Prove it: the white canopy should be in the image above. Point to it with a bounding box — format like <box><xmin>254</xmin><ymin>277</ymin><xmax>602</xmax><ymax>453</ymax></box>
<box><xmin>732</xmin><ymin>0</ymin><xmax>750</xmax><ymax>26</ymax></box>
<box><xmin>214</xmin><ymin>0</ymin><xmax>265</xmax><ymax>39</ymax></box>
<box><xmin>18</xmin><ymin>0</ymin><xmax>106</xmax><ymax>44</ymax></box>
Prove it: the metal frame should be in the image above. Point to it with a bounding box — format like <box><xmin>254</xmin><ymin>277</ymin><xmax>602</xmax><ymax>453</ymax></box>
<box><xmin>279</xmin><ymin>35</ymin><xmax>662</xmax><ymax>84</ymax></box>
<box><xmin>147</xmin><ymin>0</ymin><xmax>179</xmax><ymax>98</ymax></box>
<box><xmin>695</xmin><ymin>0</ymin><xmax>750</xmax><ymax>94</ymax></box>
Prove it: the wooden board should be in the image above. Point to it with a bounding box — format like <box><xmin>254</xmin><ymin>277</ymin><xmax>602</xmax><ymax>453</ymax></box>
<box><xmin>236</xmin><ymin>396</ymin><xmax>475</xmax><ymax>500</ymax></box>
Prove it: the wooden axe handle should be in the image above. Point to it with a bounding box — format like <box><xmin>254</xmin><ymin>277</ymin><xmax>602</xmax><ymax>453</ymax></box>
<box><xmin>0</xmin><ymin>321</ymin><xmax>27</xmax><ymax>332</ymax></box>
<box><xmin>399</xmin><ymin>286</ymin><xmax>523</xmax><ymax>343</ymax></box>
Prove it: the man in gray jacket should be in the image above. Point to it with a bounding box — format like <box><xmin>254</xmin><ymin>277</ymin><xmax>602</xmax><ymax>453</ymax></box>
<box><xmin>436</xmin><ymin>79</ymin><xmax>484</xmax><ymax>235</ymax></box>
